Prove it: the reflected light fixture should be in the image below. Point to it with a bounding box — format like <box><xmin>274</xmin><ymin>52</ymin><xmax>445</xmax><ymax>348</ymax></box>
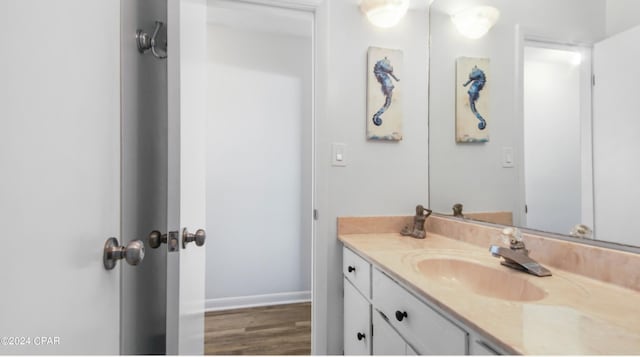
<box><xmin>360</xmin><ymin>0</ymin><xmax>410</xmax><ymax>29</ymax></box>
<box><xmin>570</xmin><ymin>52</ymin><xmax>582</xmax><ymax>66</ymax></box>
<box><xmin>451</xmin><ymin>6</ymin><xmax>500</xmax><ymax>39</ymax></box>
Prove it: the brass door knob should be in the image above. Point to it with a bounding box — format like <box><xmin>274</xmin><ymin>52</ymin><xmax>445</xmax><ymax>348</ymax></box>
<box><xmin>103</xmin><ymin>238</ymin><xmax>145</xmax><ymax>270</ymax></box>
<box><xmin>182</xmin><ymin>228</ymin><xmax>206</xmax><ymax>249</ymax></box>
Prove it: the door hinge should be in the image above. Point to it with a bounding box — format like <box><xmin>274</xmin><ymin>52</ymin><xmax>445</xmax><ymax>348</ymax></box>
<box><xmin>592</xmin><ymin>74</ymin><xmax>596</xmax><ymax>86</ymax></box>
<box><xmin>313</xmin><ymin>209</ymin><xmax>319</xmax><ymax>220</ymax></box>
<box><xmin>525</xmin><ymin>204</ymin><xmax>528</xmax><ymax>214</ymax></box>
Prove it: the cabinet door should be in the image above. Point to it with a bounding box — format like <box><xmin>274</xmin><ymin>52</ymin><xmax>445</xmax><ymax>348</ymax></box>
<box><xmin>344</xmin><ymin>278</ymin><xmax>371</xmax><ymax>355</ymax></box>
<box><xmin>372</xmin><ymin>310</ymin><xmax>407</xmax><ymax>355</ymax></box>
<box><xmin>470</xmin><ymin>339</ymin><xmax>501</xmax><ymax>355</ymax></box>
<box><xmin>406</xmin><ymin>344</ymin><xmax>419</xmax><ymax>355</ymax></box>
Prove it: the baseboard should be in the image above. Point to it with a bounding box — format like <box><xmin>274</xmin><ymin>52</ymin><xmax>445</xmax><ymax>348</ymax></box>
<box><xmin>205</xmin><ymin>291</ymin><xmax>311</xmax><ymax>312</ymax></box>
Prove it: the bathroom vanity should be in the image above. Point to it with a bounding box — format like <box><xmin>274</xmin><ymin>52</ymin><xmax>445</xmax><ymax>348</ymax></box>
<box><xmin>344</xmin><ymin>246</ymin><xmax>494</xmax><ymax>355</ymax></box>
<box><xmin>339</xmin><ymin>215</ymin><xmax>640</xmax><ymax>355</ymax></box>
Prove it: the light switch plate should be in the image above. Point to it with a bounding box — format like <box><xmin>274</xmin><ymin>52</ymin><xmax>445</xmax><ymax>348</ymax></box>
<box><xmin>332</xmin><ymin>143</ymin><xmax>347</xmax><ymax>167</ymax></box>
<box><xmin>502</xmin><ymin>147</ymin><xmax>514</xmax><ymax>168</ymax></box>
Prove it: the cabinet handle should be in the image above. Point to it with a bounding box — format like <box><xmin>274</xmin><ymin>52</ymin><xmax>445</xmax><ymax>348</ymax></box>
<box><xmin>348</xmin><ymin>265</ymin><xmax>356</xmax><ymax>273</ymax></box>
<box><xmin>395</xmin><ymin>310</ymin><xmax>408</xmax><ymax>322</ymax></box>
<box><xmin>357</xmin><ymin>332</ymin><xmax>366</xmax><ymax>341</ymax></box>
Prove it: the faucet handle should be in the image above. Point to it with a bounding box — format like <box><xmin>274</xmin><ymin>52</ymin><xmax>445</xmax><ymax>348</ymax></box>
<box><xmin>501</xmin><ymin>227</ymin><xmax>528</xmax><ymax>254</ymax></box>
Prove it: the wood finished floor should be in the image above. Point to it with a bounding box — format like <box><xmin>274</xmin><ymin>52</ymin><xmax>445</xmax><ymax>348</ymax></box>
<box><xmin>205</xmin><ymin>302</ymin><xmax>311</xmax><ymax>355</ymax></box>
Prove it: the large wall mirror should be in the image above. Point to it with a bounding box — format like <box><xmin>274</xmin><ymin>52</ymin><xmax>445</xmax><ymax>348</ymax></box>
<box><xmin>429</xmin><ymin>0</ymin><xmax>640</xmax><ymax>248</ymax></box>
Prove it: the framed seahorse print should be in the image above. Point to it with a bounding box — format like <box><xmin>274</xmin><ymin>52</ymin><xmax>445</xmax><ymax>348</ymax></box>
<box><xmin>367</xmin><ymin>47</ymin><xmax>403</xmax><ymax>141</ymax></box>
<box><xmin>456</xmin><ymin>57</ymin><xmax>490</xmax><ymax>143</ymax></box>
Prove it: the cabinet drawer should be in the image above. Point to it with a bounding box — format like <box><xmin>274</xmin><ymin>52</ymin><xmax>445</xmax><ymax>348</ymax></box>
<box><xmin>344</xmin><ymin>278</ymin><xmax>371</xmax><ymax>355</ymax></box>
<box><xmin>372</xmin><ymin>310</ymin><xmax>406</xmax><ymax>355</ymax></box>
<box><xmin>343</xmin><ymin>247</ymin><xmax>371</xmax><ymax>298</ymax></box>
<box><xmin>470</xmin><ymin>339</ymin><xmax>501</xmax><ymax>355</ymax></box>
<box><xmin>373</xmin><ymin>269</ymin><xmax>467</xmax><ymax>355</ymax></box>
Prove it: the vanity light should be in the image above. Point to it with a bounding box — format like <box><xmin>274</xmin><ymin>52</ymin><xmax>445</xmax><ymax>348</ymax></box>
<box><xmin>360</xmin><ymin>0</ymin><xmax>410</xmax><ymax>29</ymax></box>
<box><xmin>451</xmin><ymin>6</ymin><xmax>500</xmax><ymax>39</ymax></box>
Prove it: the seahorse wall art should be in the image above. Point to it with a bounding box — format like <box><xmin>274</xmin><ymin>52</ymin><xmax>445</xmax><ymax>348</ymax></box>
<box><xmin>463</xmin><ymin>65</ymin><xmax>487</xmax><ymax>130</ymax></box>
<box><xmin>372</xmin><ymin>57</ymin><xmax>399</xmax><ymax>127</ymax></box>
<box><xmin>456</xmin><ymin>57</ymin><xmax>490</xmax><ymax>143</ymax></box>
<box><xmin>366</xmin><ymin>47</ymin><xmax>403</xmax><ymax>141</ymax></box>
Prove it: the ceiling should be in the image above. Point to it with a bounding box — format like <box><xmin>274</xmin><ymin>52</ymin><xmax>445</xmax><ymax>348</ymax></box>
<box><xmin>349</xmin><ymin>0</ymin><xmax>430</xmax><ymax>9</ymax></box>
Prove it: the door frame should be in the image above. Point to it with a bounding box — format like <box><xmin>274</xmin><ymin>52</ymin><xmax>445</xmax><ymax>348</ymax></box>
<box><xmin>206</xmin><ymin>0</ymin><xmax>329</xmax><ymax>353</ymax></box>
<box><xmin>513</xmin><ymin>25</ymin><xmax>595</xmax><ymax>234</ymax></box>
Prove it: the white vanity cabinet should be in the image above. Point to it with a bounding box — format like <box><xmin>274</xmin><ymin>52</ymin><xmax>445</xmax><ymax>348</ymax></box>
<box><xmin>343</xmin><ymin>247</ymin><xmax>371</xmax><ymax>296</ymax></box>
<box><xmin>343</xmin><ymin>248</ymin><xmax>372</xmax><ymax>355</ymax></box>
<box><xmin>342</xmin><ymin>246</ymin><xmax>505</xmax><ymax>355</ymax></box>
<box><xmin>373</xmin><ymin>268</ymin><xmax>467</xmax><ymax>355</ymax></box>
<box><xmin>372</xmin><ymin>309</ymin><xmax>418</xmax><ymax>355</ymax></box>
<box><xmin>468</xmin><ymin>333</ymin><xmax>502</xmax><ymax>355</ymax></box>
<box><xmin>344</xmin><ymin>278</ymin><xmax>371</xmax><ymax>355</ymax></box>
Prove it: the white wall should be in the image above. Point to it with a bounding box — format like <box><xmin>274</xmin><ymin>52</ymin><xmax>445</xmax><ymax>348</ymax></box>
<box><xmin>205</xmin><ymin>24</ymin><xmax>313</xmax><ymax>309</ymax></box>
<box><xmin>320</xmin><ymin>2</ymin><xmax>430</xmax><ymax>353</ymax></box>
<box><xmin>606</xmin><ymin>0</ymin><xmax>640</xmax><ymax>37</ymax></box>
<box><xmin>524</xmin><ymin>47</ymin><xmax>582</xmax><ymax>234</ymax></box>
<box><xmin>429</xmin><ymin>0</ymin><xmax>606</xmax><ymax>224</ymax></box>
<box><xmin>593</xmin><ymin>26</ymin><xmax>640</xmax><ymax>246</ymax></box>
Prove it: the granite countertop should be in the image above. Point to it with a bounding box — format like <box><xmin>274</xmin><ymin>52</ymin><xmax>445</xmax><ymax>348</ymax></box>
<box><xmin>339</xmin><ymin>232</ymin><xmax>640</xmax><ymax>355</ymax></box>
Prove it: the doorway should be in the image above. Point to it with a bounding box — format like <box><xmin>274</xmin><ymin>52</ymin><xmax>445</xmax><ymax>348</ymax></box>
<box><xmin>523</xmin><ymin>41</ymin><xmax>593</xmax><ymax>235</ymax></box>
<box><xmin>204</xmin><ymin>0</ymin><xmax>313</xmax><ymax>354</ymax></box>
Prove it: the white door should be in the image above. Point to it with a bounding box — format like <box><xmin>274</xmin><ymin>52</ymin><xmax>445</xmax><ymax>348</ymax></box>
<box><xmin>593</xmin><ymin>25</ymin><xmax>640</xmax><ymax>247</ymax></box>
<box><xmin>0</xmin><ymin>0</ymin><xmax>122</xmax><ymax>354</ymax></box>
<box><xmin>166</xmin><ymin>0</ymin><xmax>208</xmax><ymax>354</ymax></box>
<box><xmin>120</xmin><ymin>0</ymin><xmax>169</xmax><ymax>354</ymax></box>
<box><xmin>523</xmin><ymin>44</ymin><xmax>588</xmax><ymax>235</ymax></box>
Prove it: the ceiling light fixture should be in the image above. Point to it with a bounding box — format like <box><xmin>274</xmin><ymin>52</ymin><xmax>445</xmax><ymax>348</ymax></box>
<box><xmin>360</xmin><ymin>0</ymin><xmax>410</xmax><ymax>29</ymax></box>
<box><xmin>451</xmin><ymin>6</ymin><xmax>500</xmax><ymax>40</ymax></box>
<box><xmin>570</xmin><ymin>52</ymin><xmax>582</xmax><ymax>66</ymax></box>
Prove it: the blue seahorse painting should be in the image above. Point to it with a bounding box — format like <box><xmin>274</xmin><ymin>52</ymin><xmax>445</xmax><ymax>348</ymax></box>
<box><xmin>462</xmin><ymin>65</ymin><xmax>487</xmax><ymax>130</ymax></box>
<box><xmin>371</xmin><ymin>57</ymin><xmax>400</xmax><ymax>126</ymax></box>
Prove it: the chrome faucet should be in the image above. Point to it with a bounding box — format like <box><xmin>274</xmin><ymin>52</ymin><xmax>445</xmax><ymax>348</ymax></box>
<box><xmin>489</xmin><ymin>228</ymin><xmax>552</xmax><ymax>277</ymax></box>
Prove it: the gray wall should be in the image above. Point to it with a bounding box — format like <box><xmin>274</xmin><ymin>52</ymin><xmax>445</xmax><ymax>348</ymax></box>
<box><xmin>320</xmin><ymin>2</ymin><xmax>430</xmax><ymax>353</ymax></box>
<box><xmin>205</xmin><ymin>23</ymin><xmax>313</xmax><ymax>308</ymax></box>
<box><xmin>429</xmin><ymin>0</ymin><xmax>606</xmax><ymax>224</ymax></box>
<box><xmin>523</xmin><ymin>48</ymin><xmax>582</xmax><ymax>234</ymax></box>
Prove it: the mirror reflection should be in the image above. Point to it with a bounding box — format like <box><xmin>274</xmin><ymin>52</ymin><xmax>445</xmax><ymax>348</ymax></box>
<box><xmin>428</xmin><ymin>0</ymin><xmax>640</xmax><ymax>247</ymax></box>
